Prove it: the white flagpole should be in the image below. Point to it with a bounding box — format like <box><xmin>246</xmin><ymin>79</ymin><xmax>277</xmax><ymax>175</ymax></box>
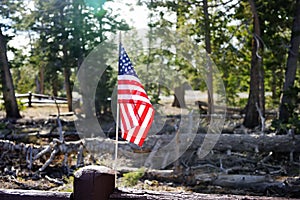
<box><xmin>114</xmin><ymin>32</ymin><xmax>121</xmax><ymax>188</ymax></box>
<box><xmin>114</xmin><ymin>102</ymin><xmax>119</xmax><ymax>187</ymax></box>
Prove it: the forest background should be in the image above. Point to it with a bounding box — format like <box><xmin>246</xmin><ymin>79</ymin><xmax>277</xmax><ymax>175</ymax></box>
<box><xmin>0</xmin><ymin>0</ymin><xmax>299</xmax><ymax>138</ymax></box>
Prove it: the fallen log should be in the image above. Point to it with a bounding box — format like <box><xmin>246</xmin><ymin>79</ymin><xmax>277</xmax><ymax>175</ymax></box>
<box><xmin>1</xmin><ymin>133</ymin><xmax>299</xmax><ymax>172</ymax></box>
<box><xmin>212</xmin><ymin>174</ymin><xmax>271</xmax><ymax>188</ymax></box>
<box><xmin>0</xmin><ymin>189</ymin><xmax>71</xmax><ymax>200</ymax></box>
<box><xmin>143</xmin><ymin>134</ymin><xmax>300</xmax><ymax>153</ymax></box>
<box><xmin>0</xmin><ymin>188</ymin><xmax>292</xmax><ymax>200</ymax></box>
<box><xmin>110</xmin><ymin>187</ymin><xmax>292</xmax><ymax>200</ymax></box>
<box><xmin>212</xmin><ymin>175</ymin><xmax>300</xmax><ymax>197</ymax></box>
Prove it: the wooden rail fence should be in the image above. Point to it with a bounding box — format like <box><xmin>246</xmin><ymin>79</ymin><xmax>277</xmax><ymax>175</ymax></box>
<box><xmin>1</xmin><ymin>92</ymin><xmax>68</xmax><ymax>107</ymax></box>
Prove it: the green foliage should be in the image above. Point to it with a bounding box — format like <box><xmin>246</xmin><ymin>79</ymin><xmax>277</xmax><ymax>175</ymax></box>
<box><xmin>135</xmin><ymin>0</ymin><xmax>297</xmax><ymax>110</ymax></box>
<box><xmin>271</xmin><ymin>117</ymin><xmax>300</xmax><ymax>135</ymax></box>
<box><xmin>12</xmin><ymin>66</ymin><xmax>36</xmax><ymax>94</ymax></box>
<box><xmin>9</xmin><ymin>0</ymin><xmax>129</xmax><ymax>112</ymax></box>
<box><xmin>60</xmin><ymin>176</ymin><xmax>74</xmax><ymax>192</ymax></box>
<box><xmin>122</xmin><ymin>168</ymin><xmax>145</xmax><ymax>187</ymax></box>
<box><xmin>17</xmin><ymin>99</ymin><xmax>26</xmax><ymax>111</ymax></box>
<box><xmin>0</xmin><ymin>0</ymin><xmax>23</xmax><ymax>26</ymax></box>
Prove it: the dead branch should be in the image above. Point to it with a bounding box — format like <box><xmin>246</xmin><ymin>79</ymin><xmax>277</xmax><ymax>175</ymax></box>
<box><xmin>44</xmin><ymin>175</ymin><xmax>64</xmax><ymax>185</ymax></box>
<box><xmin>255</xmin><ymin>102</ymin><xmax>265</xmax><ymax>132</ymax></box>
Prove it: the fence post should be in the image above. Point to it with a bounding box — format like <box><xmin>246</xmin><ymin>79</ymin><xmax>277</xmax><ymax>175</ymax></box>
<box><xmin>73</xmin><ymin>165</ymin><xmax>115</xmax><ymax>200</ymax></box>
<box><xmin>28</xmin><ymin>92</ymin><xmax>32</xmax><ymax>107</ymax></box>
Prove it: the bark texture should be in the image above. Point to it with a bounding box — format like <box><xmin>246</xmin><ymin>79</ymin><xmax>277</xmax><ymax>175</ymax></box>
<box><xmin>0</xmin><ymin>28</ymin><xmax>21</xmax><ymax>119</ymax></box>
<box><xmin>279</xmin><ymin>0</ymin><xmax>300</xmax><ymax>122</ymax></box>
<box><xmin>243</xmin><ymin>0</ymin><xmax>264</xmax><ymax>128</ymax></box>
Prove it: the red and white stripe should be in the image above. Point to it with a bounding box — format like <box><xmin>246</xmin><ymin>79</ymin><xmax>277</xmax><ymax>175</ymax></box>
<box><xmin>118</xmin><ymin>75</ymin><xmax>154</xmax><ymax>147</ymax></box>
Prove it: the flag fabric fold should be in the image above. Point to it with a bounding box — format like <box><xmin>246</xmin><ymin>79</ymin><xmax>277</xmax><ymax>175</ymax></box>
<box><xmin>117</xmin><ymin>44</ymin><xmax>154</xmax><ymax>147</ymax></box>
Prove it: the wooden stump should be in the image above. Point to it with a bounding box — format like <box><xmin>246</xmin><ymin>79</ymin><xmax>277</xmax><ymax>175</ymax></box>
<box><xmin>73</xmin><ymin>165</ymin><xmax>115</xmax><ymax>200</ymax></box>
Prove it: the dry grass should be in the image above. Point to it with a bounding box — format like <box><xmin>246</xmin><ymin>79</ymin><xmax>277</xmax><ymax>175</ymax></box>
<box><xmin>21</xmin><ymin>105</ymin><xmax>69</xmax><ymax>118</ymax></box>
<box><xmin>0</xmin><ymin>104</ymin><xmax>70</xmax><ymax>119</ymax></box>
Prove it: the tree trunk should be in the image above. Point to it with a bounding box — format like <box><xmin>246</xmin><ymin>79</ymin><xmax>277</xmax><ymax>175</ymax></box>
<box><xmin>39</xmin><ymin>65</ymin><xmax>44</xmax><ymax>94</ymax></box>
<box><xmin>58</xmin><ymin>5</ymin><xmax>73</xmax><ymax>112</ymax></box>
<box><xmin>0</xmin><ymin>28</ymin><xmax>21</xmax><ymax>119</ymax></box>
<box><xmin>61</xmin><ymin>37</ymin><xmax>72</xmax><ymax>112</ymax></box>
<box><xmin>64</xmin><ymin>67</ymin><xmax>72</xmax><ymax>112</ymax></box>
<box><xmin>243</xmin><ymin>0</ymin><xmax>263</xmax><ymax>128</ymax></box>
<box><xmin>279</xmin><ymin>0</ymin><xmax>300</xmax><ymax>122</ymax></box>
<box><xmin>52</xmin><ymin>75</ymin><xmax>59</xmax><ymax>97</ymax></box>
<box><xmin>171</xmin><ymin>1</ymin><xmax>187</xmax><ymax>109</ymax></box>
<box><xmin>203</xmin><ymin>0</ymin><xmax>214</xmax><ymax>115</ymax></box>
<box><xmin>35</xmin><ymin>75</ymin><xmax>40</xmax><ymax>94</ymax></box>
<box><xmin>172</xmin><ymin>85</ymin><xmax>186</xmax><ymax>108</ymax></box>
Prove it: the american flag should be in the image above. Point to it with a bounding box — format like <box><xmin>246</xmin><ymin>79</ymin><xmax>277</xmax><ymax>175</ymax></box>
<box><xmin>117</xmin><ymin>43</ymin><xmax>154</xmax><ymax>147</ymax></box>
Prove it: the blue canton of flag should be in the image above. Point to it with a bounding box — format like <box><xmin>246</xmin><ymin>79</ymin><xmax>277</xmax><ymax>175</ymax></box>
<box><xmin>118</xmin><ymin>46</ymin><xmax>137</xmax><ymax>77</ymax></box>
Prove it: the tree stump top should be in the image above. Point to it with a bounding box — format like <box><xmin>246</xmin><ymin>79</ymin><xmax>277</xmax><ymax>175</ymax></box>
<box><xmin>74</xmin><ymin>165</ymin><xmax>115</xmax><ymax>178</ymax></box>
